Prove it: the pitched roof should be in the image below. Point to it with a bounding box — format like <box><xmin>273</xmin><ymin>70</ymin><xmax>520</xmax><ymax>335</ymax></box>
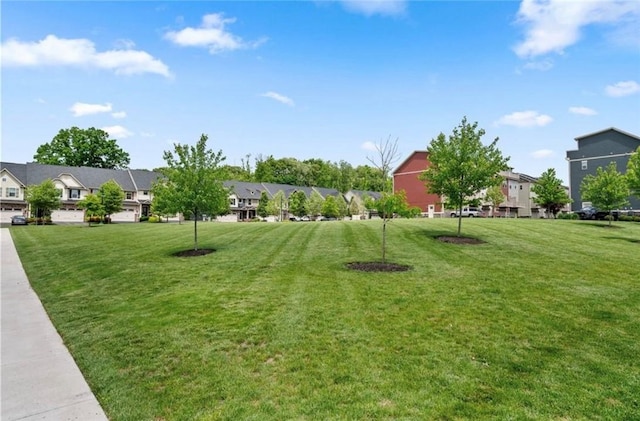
<box><xmin>312</xmin><ymin>186</ymin><xmax>342</xmax><ymax>199</ymax></box>
<box><xmin>574</xmin><ymin>127</ymin><xmax>640</xmax><ymax>141</ymax></box>
<box><xmin>261</xmin><ymin>182</ymin><xmax>314</xmax><ymax>198</ymax></box>
<box><xmin>129</xmin><ymin>169</ymin><xmax>163</xmax><ymax>191</ymax></box>
<box><xmin>223</xmin><ymin>180</ymin><xmax>270</xmax><ymax>199</ymax></box>
<box><xmin>0</xmin><ymin>162</ymin><xmax>27</xmax><ymax>185</ymax></box>
<box><xmin>24</xmin><ymin>163</ymin><xmax>137</xmax><ymax>190</ymax></box>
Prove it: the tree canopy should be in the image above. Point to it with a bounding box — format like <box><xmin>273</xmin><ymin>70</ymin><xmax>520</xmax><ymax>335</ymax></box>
<box><xmin>374</xmin><ymin>190</ymin><xmax>418</xmax><ymax>263</ymax></box>
<box><xmin>531</xmin><ymin>168</ymin><xmax>572</xmax><ymax>218</ymax></box>
<box><xmin>34</xmin><ymin>127</ymin><xmax>130</xmax><ymax>169</ymax></box>
<box><xmin>77</xmin><ymin>193</ymin><xmax>104</xmax><ymax>226</ymax></box>
<box><xmin>627</xmin><ymin>146</ymin><xmax>640</xmax><ymax>197</ymax></box>
<box><xmin>152</xmin><ymin>134</ymin><xmax>230</xmax><ymax>250</ymax></box>
<box><xmin>420</xmin><ymin>117</ymin><xmax>509</xmax><ymax>236</ymax></box>
<box><xmin>288</xmin><ymin>190</ymin><xmax>308</xmax><ymax>217</ymax></box>
<box><xmin>25</xmin><ymin>179</ymin><xmax>61</xmax><ymax>222</ymax></box>
<box><xmin>581</xmin><ymin>162</ymin><xmax>629</xmax><ymax>226</ymax></box>
<box><xmin>99</xmin><ymin>180</ymin><xmax>125</xmax><ymax>220</ymax></box>
<box><xmin>484</xmin><ymin>185</ymin><xmax>505</xmax><ymax>217</ymax></box>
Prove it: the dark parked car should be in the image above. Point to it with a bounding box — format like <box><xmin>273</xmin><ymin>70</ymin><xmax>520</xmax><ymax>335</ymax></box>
<box><xmin>11</xmin><ymin>215</ymin><xmax>28</xmax><ymax>225</ymax></box>
<box><xmin>575</xmin><ymin>206</ymin><xmax>619</xmax><ymax>220</ymax></box>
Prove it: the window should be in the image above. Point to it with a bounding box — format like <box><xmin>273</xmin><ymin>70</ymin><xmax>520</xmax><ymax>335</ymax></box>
<box><xmin>581</xmin><ymin>160</ymin><xmax>588</xmax><ymax>170</ymax></box>
<box><xmin>229</xmin><ymin>198</ymin><xmax>237</xmax><ymax>206</ymax></box>
<box><xmin>519</xmin><ymin>185</ymin><xmax>523</xmax><ymax>190</ymax></box>
<box><xmin>143</xmin><ymin>191</ymin><xmax>149</xmax><ymax>195</ymax></box>
<box><xmin>126</xmin><ymin>192</ymin><xmax>133</xmax><ymax>200</ymax></box>
<box><xmin>69</xmin><ymin>189</ymin><xmax>81</xmax><ymax>199</ymax></box>
<box><xmin>6</xmin><ymin>187</ymin><xmax>18</xmax><ymax>197</ymax></box>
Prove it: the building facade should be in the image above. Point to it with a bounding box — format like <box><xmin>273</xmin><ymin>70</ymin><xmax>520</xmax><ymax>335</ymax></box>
<box><xmin>566</xmin><ymin>128</ymin><xmax>640</xmax><ymax>211</ymax></box>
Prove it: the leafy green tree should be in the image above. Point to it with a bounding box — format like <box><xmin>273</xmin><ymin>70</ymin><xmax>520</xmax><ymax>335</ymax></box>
<box><xmin>420</xmin><ymin>117</ymin><xmax>509</xmax><ymax>236</ymax></box>
<box><xmin>34</xmin><ymin>127</ymin><xmax>130</xmax><ymax>169</ymax></box>
<box><xmin>308</xmin><ymin>190</ymin><xmax>325</xmax><ymax>218</ymax></box>
<box><xmin>627</xmin><ymin>146</ymin><xmax>640</xmax><ymax>197</ymax></box>
<box><xmin>288</xmin><ymin>190</ymin><xmax>308</xmax><ymax>217</ymax></box>
<box><xmin>336</xmin><ymin>195</ymin><xmax>348</xmax><ymax>218</ymax></box>
<box><xmin>353</xmin><ymin>165</ymin><xmax>387</xmax><ymax>192</ymax></box>
<box><xmin>151</xmin><ymin>180</ymin><xmax>181</xmax><ymax>223</ymax></box>
<box><xmin>348</xmin><ymin>197</ymin><xmax>361</xmax><ymax>217</ymax></box>
<box><xmin>484</xmin><ymin>184</ymin><xmax>504</xmax><ymax>218</ymax></box>
<box><xmin>98</xmin><ymin>180</ymin><xmax>124</xmax><ymax>222</ymax></box>
<box><xmin>77</xmin><ymin>193</ymin><xmax>104</xmax><ymax>226</ymax></box>
<box><xmin>25</xmin><ymin>179</ymin><xmax>61</xmax><ymax>224</ymax></box>
<box><xmin>581</xmin><ymin>162</ymin><xmax>629</xmax><ymax>226</ymax></box>
<box><xmin>266</xmin><ymin>190</ymin><xmax>286</xmax><ymax>220</ymax></box>
<box><xmin>321</xmin><ymin>195</ymin><xmax>340</xmax><ymax>218</ymax></box>
<box><xmin>257</xmin><ymin>191</ymin><xmax>269</xmax><ymax>218</ymax></box>
<box><xmin>154</xmin><ymin>134</ymin><xmax>230</xmax><ymax>250</ymax></box>
<box><xmin>531</xmin><ymin>168</ymin><xmax>572</xmax><ymax>218</ymax></box>
<box><xmin>374</xmin><ymin>190</ymin><xmax>414</xmax><ymax>263</ymax></box>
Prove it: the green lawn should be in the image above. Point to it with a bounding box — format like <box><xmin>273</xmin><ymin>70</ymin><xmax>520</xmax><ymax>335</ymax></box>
<box><xmin>10</xmin><ymin>218</ymin><xmax>640</xmax><ymax>420</ymax></box>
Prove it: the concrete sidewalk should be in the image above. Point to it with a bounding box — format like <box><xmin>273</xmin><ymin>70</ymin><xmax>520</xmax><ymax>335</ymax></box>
<box><xmin>1</xmin><ymin>228</ymin><xmax>108</xmax><ymax>420</ymax></box>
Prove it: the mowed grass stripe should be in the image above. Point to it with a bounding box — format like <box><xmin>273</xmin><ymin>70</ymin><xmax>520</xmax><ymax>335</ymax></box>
<box><xmin>9</xmin><ymin>219</ymin><xmax>640</xmax><ymax>420</ymax></box>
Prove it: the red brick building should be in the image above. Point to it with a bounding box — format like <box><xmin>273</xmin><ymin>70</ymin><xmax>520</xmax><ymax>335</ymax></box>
<box><xmin>393</xmin><ymin>151</ymin><xmax>443</xmax><ymax>214</ymax></box>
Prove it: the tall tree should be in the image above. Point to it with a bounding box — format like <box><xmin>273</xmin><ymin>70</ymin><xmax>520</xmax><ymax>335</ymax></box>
<box><xmin>151</xmin><ymin>179</ymin><xmax>182</xmax><ymax>223</ymax></box>
<box><xmin>308</xmin><ymin>190</ymin><xmax>325</xmax><ymax>218</ymax></box>
<box><xmin>288</xmin><ymin>190</ymin><xmax>308</xmax><ymax>217</ymax></box>
<box><xmin>153</xmin><ymin>134</ymin><xmax>230</xmax><ymax>250</ymax></box>
<box><xmin>581</xmin><ymin>162</ymin><xmax>629</xmax><ymax>227</ymax></box>
<box><xmin>627</xmin><ymin>146</ymin><xmax>640</xmax><ymax>197</ymax></box>
<box><xmin>484</xmin><ymin>184</ymin><xmax>505</xmax><ymax>218</ymax></box>
<box><xmin>366</xmin><ymin>135</ymin><xmax>401</xmax><ymax>193</ymax></box>
<box><xmin>531</xmin><ymin>168</ymin><xmax>572</xmax><ymax>218</ymax></box>
<box><xmin>34</xmin><ymin>127</ymin><xmax>130</xmax><ymax>169</ymax></box>
<box><xmin>420</xmin><ymin>117</ymin><xmax>510</xmax><ymax>236</ymax></box>
<box><xmin>256</xmin><ymin>191</ymin><xmax>269</xmax><ymax>218</ymax></box>
<box><xmin>98</xmin><ymin>180</ymin><xmax>124</xmax><ymax>222</ymax></box>
<box><xmin>321</xmin><ymin>195</ymin><xmax>340</xmax><ymax>218</ymax></box>
<box><xmin>25</xmin><ymin>179</ymin><xmax>61</xmax><ymax>224</ymax></box>
<box><xmin>77</xmin><ymin>193</ymin><xmax>104</xmax><ymax>226</ymax></box>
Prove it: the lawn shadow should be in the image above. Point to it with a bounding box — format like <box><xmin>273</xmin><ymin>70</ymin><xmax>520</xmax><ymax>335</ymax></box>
<box><xmin>414</xmin><ymin>228</ymin><xmax>487</xmax><ymax>245</ymax></box>
<box><xmin>602</xmin><ymin>236</ymin><xmax>640</xmax><ymax>244</ymax></box>
<box><xmin>576</xmin><ymin>222</ymin><xmax>624</xmax><ymax>229</ymax></box>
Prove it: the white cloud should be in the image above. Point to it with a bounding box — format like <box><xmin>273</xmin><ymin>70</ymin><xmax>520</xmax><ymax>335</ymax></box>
<box><xmin>605</xmin><ymin>80</ymin><xmax>640</xmax><ymax>97</ymax></box>
<box><xmin>261</xmin><ymin>91</ymin><xmax>295</xmax><ymax>107</ymax></box>
<box><xmin>70</xmin><ymin>102</ymin><xmax>112</xmax><ymax>117</ymax></box>
<box><xmin>0</xmin><ymin>35</ymin><xmax>171</xmax><ymax>77</ymax></box>
<box><xmin>164</xmin><ymin>13</ymin><xmax>266</xmax><ymax>54</ymax></box>
<box><xmin>111</xmin><ymin>111</ymin><xmax>127</xmax><ymax>119</ymax></box>
<box><xmin>513</xmin><ymin>0</ymin><xmax>640</xmax><ymax>58</ymax></box>
<box><xmin>495</xmin><ymin>110</ymin><xmax>553</xmax><ymax>127</ymax></box>
<box><xmin>531</xmin><ymin>149</ymin><xmax>554</xmax><ymax>159</ymax></box>
<box><xmin>522</xmin><ymin>59</ymin><xmax>554</xmax><ymax>71</ymax></box>
<box><xmin>339</xmin><ymin>0</ymin><xmax>407</xmax><ymax>17</ymax></box>
<box><xmin>102</xmin><ymin>125</ymin><xmax>133</xmax><ymax>139</ymax></box>
<box><xmin>569</xmin><ymin>106</ymin><xmax>597</xmax><ymax>116</ymax></box>
<box><xmin>361</xmin><ymin>141</ymin><xmax>378</xmax><ymax>152</ymax></box>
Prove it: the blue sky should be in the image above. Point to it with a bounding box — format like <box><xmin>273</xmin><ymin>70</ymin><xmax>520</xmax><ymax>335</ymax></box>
<box><xmin>2</xmin><ymin>1</ymin><xmax>639</xmax><ymax>183</ymax></box>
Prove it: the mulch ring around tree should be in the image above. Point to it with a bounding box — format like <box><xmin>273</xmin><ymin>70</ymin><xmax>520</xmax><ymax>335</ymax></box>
<box><xmin>346</xmin><ymin>262</ymin><xmax>412</xmax><ymax>272</ymax></box>
<box><xmin>172</xmin><ymin>248</ymin><xmax>216</xmax><ymax>257</ymax></box>
<box><xmin>436</xmin><ymin>236</ymin><xmax>486</xmax><ymax>245</ymax></box>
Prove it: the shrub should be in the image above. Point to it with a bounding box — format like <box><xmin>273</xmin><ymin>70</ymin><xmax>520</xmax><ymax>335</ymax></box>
<box><xmin>148</xmin><ymin>215</ymin><xmax>161</xmax><ymax>223</ymax></box>
<box><xmin>139</xmin><ymin>215</ymin><xmax>149</xmax><ymax>222</ymax></box>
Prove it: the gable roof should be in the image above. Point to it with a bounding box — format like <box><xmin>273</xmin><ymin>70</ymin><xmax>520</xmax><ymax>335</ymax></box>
<box><xmin>575</xmin><ymin>127</ymin><xmax>640</xmax><ymax>142</ymax></box>
<box><xmin>23</xmin><ymin>163</ymin><xmax>137</xmax><ymax>190</ymax></box>
<box><xmin>224</xmin><ymin>180</ymin><xmax>270</xmax><ymax>199</ymax></box>
<box><xmin>129</xmin><ymin>169</ymin><xmax>163</xmax><ymax>191</ymax></box>
<box><xmin>1</xmin><ymin>162</ymin><xmax>27</xmax><ymax>185</ymax></box>
<box><xmin>393</xmin><ymin>151</ymin><xmax>428</xmax><ymax>175</ymax></box>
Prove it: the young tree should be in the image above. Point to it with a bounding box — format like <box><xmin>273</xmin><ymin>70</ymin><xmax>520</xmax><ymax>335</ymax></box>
<box><xmin>308</xmin><ymin>190</ymin><xmax>325</xmax><ymax>218</ymax></box>
<box><xmin>366</xmin><ymin>135</ymin><xmax>401</xmax><ymax>193</ymax></box>
<box><xmin>288</xmin><ymin>190</ymin><xmax>308</xmax><ymax>217</ymax></box>
<box><xmin>151</xmin><ymin>179</ymin><xmax>181</xmax><ymax>223</ymax></box>
<box><xmin>321</xmin><ymin>195</ymin><xmax>340</xmax><ymax>218</ymax></box>
<box><xmin>266</xmin><ymin>190</ymin><xmax>286</xmax><ymax>220</ymax></box>
<box><xmin>484</xmin><ymin>184</ymin><xmax>504</xmax><ymax>217</ymax></box>
<box><xmin>25</xmin><ymin>179</ymin><xmax>61</xmax><ymax>224</ymax></box>
<box><xmin>98</xmin><ymin>180</ymin><xmax>124</xmax><ymax>223</ymax></box>
<box><xmin>257</xmin><ymin>191</ymin><xmax>269</xmax><ymax>218</ymax></box>
<box><xmin>77</xmin><ymin>193</ymin><xmax>104</xmax><ymax>226</ymax></box>
<box><xmin>374</xmin><ymin>190</ymin><xmax>414</xmax><ymax>263</ymax></box>
<box><xmin>420</xmin><ymin>117</ymin><xmax>510</xmax><ymax>236</ymax></box>
<box><xmin>531</xmin><ymin>168</ymin><xmax>572</xmax><ymax>218</ymax></box>
<box><xmin>34</xmin><ymin>127</ymin><xmax>130</xmax><ymax>169</ymax></box>
<box><xmin>154</xmin><ymin>134</ymin><xmax>230</xmax><ymax>250</ymax></box>
<box><xmin>581</xmin><ymin>162</ymin><xmax>629</xmax><ymax>227</ymax></box>
<box><xmin>627</xmin><ymin>146</ymin><xmax>640</xmax><ymax>197</ymax></box>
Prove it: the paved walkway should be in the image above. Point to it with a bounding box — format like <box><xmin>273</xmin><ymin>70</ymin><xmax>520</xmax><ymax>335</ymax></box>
<box><xmin>1</xmin><ymin>228</ymin><xmax>108</xmax><ymax>420</ymax></box>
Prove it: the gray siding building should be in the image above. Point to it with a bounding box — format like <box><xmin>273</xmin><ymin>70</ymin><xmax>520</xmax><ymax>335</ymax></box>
<box><xmin>566</xmin><ymin>128</ymin><xmax>640</xmax><ymax>211</ymax></box>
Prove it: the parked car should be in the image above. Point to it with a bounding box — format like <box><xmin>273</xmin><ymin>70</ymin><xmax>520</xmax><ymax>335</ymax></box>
<box><xmin>11</xmin><ymin>215</ymin><xmax>28</xmax><ymax>225</ymax></box>
<box><xmin>450</xmin><ymin>207</ymin><xmax>482</xmax><ymax>218</ymax></box>
<box><xmin>575</xmin><ymin>206</ymin><xmax>619</xmax><ymax>220</ymax></box>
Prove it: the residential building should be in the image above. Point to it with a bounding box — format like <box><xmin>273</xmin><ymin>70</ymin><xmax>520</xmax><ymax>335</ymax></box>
<box><xmin>392</xmin><ymin>151</ymin><xmax>443</xmax><ymax>217</ymax></box>
<box><xmin>566</xmin><ymin>127</ymin><xmax>640</xmax><ymax>211</ymax></box>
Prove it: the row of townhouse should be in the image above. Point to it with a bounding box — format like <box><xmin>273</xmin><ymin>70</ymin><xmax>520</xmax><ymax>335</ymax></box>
<box><xmin>392</xmin><ymin>127</ymin><xmax>640</xmax><ymax>217</ymax></box>
<box><xmin>0</xmin><ymin>161</ymin><xmax>382</xmax><ymax>223</ymax></box>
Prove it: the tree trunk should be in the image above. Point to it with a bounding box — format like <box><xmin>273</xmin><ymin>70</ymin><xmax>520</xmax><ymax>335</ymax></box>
<box><xmin>194</xmin><ymin>209</ymin><xmax>199</xmax><ymax>250</ymax></box>
<box><xmin>382</xmin><ymin>218</ymin><xmax>387</xmax><ymax>263</ymax></box>
<box><xmin>457</xmin><ymin>203</ymin><xmax>463</xmax><ymax>237</ymax></box>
